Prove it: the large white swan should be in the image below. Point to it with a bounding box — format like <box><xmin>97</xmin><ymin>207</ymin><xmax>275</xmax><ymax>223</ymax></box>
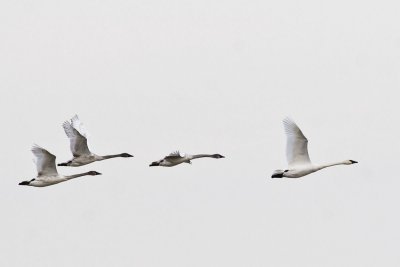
<box><xmin>58</xmin><ymin>115</ymin><xmax>133</xmax><ymax>167</ymax></box>
<box><xmin>271</xmin><ymin>118</ymin><xmax>357</xmax><ymax>178</ymax></box>
<box><xmin>19</xmin><ymin>145</ymin><xmax>101</xmax><ymax>187</ymax></box>
<box><xmin>149</xmin><ymin>151</ymin><xmax>224</xmax><ymax>167</ymax></box>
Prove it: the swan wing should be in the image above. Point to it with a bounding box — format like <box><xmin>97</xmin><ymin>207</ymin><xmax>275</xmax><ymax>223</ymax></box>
<box><xmin>32</xmin><ymin>145</ymin><xmax>58</xmax><ymax>176</ymax></box>
<box><xmin>165</xmin><ymin>151</ymin><xmax>183</xmax><ymax>160</ymax></box>
<box><xmin>283</xmin><ymin>118</ymin><xmax>311</xmax><ymax>167</ymax></box>
<box><xmin>62</xmin><ymin>119</ymin><xmax>91</xmax><ymax>157</ymax></box>
<box><xmin>71</xmin><ymin>115</ymin><xmax>89</xmax><ymax>138</ymax></box>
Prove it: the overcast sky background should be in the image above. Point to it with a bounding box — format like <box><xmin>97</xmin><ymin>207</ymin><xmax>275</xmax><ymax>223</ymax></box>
<box><xmin>0</xmin><ymin>0</ymin><xmax>399</xmax><ymax>266</ymax></box>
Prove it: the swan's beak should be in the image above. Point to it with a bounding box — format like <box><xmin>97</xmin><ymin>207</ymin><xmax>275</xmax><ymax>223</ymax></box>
<box><xmin>271</xmin><ymin>173</ymin><xmax>283</xmax><ymax>178</ymax></box>
<box><xmin>19</xmin><ymin>181</ymin><xmax>30</xmax><ymax>185</ymax></box>
<box><xmin>57</xmin><ymin>163</ymin><xmax>68</xmax><ymax>166</ymax></box>
<box><xmin>149</xmin><ymin>162</ymin><xmax>159</xmax><ymax>167</ymax></box>
<box><xmin>350</xmin><ymin>160</ymin><xmax>358</xmax><ymax>164</ymax></box>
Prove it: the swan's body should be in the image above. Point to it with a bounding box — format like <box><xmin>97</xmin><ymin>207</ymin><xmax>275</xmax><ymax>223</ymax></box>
<box><xmin>271</xmin><ymin>118</ymin><xmax>357</xmax><ymax>178</ymax></box>
<box><xmin>19</xmin><ymin>145</ymin><xmax>101</xmax><ymax>187</ymax></box>
<box><xmin>149</xmin><ymin>151</ymin><xmax>224</xmax><ymax>167</ymax></box>
<box><xmin>58</xmin><ymin>115</ymin><xmax>133</xmax><ymax>167</ymax></box>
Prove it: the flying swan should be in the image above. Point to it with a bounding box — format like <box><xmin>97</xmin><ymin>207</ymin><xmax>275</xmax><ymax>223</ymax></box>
<box><xmin>19</xmin><ymin>145</ymin><xmax>101</xmax><ymax>187</ymax></box>
<box><xmin>58</xmin><ymin>115</ymin><xmax>133</xmax><ymax>167</ymax></box>
<box><xmin>271</xmin><ymin>118</ymin><xmax>357</xmax><ymax>178</ymax></box>
<box><xmin>149</xmin><ymin>151</ymin><xmax>224</xmax><ymax>167</ymax></box>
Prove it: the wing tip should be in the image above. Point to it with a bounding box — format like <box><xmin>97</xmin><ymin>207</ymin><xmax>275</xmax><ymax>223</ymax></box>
<box><xmin>283</xmin><ymin>116</ymin><xmax>295</xmax><ymax>126</ymax></box>
<box><xmin>283</xmin><ymin>117</ymin><xmax>298</xmax><ymax>132</ymax></box>
<box><xmin>168</xmin><ymin>150</ymin><xmax>181</xmax><ymax>157</ymax></box>
<box><xmin>282</xmin><ymin>117</ymin><xmax>308</xmax><ymax>140</ymax></box>
<box><xmin>63</xmin><ymin>114</ymin><xmax>79</xmax><ymax>129</ymax></box>
<box><xmin>71</xmin><ymin>114</ymin><xmax>79</xmax><ymax>121</ymax></box>
<box><xmin>62</xmin><ymin>120</ymin><xmax>71</xmax><ymax>128</ymax></box>
<box><xmin>31</xmin><ymin>144</ymin><xmax>42</xmax><ymax>151</ymax></box>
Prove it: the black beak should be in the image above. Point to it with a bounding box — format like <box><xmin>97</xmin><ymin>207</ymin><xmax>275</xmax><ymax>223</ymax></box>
<box><xmin>19</xmin><ymin>181</ymin><xmax>30</xmax><ymax>185</ymax></box>
<box><xmin>271</xmin><ymin>173</ymin><xmax>283</xmax><ymax>178</ymax></box>
<box><xmin>57</xmin><ymin>163</ymin><xmax>67</xmax><ymax>166</ymax></box>
<box><xmin>149</xmin><ymin>162</ymin><xmax>158</xmax><ymax>167</ymax></box>
<box><xmin>350</xmin><ymin>160</ymin><xmax>358</xmax><ymax>164</ymax></box>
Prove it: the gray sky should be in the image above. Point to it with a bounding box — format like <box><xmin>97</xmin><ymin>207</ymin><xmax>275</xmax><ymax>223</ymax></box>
<box><xmin>0</xmin><ymin>0</ymin><xmax>399</xmax><ymax>266</ymax></box>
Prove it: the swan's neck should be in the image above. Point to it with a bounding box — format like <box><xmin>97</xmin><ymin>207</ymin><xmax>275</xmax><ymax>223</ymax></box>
<box><xmin>100</xmin><ymin>154</ymin><xmax>124</xmax><ymax>160</ymax></box>
<box><xmin>190</xmin><ymin>154</ymin><xmax>213</xmax><ymax>159</ymax></box>
<box><xmin>314</xmin><ymin>160</ymin><xmax>350</xmax><ymax>171</ymax></box>
<box><xmin>65</xmin><ymin>172</ymin><xmax>93</xmax><ymax>180</ymax></box>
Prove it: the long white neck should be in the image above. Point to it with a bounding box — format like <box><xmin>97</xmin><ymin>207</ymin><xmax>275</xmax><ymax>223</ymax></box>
<box><xmin>65</xmin><ymin>172</ymin><xmax>93</xmax><ymax>180</ymax></box>
<box><xmin>314</xmin><ymin>160</ymin><xmax>351</xmax><ymax>171</ymax></box>
<box><xmin>189</xmin><ymin>154</ymin><xmax>214</xmax><ymax>159</ymax></box>
<box><xmin>100</xmin><ymin>154</ymin><xmax>123</xmax><ymax>160</ymax></box>
<box><xmin>100</xmin><ymin>153</ymin><xmax>133</xmax><ymax>160</ymax></box>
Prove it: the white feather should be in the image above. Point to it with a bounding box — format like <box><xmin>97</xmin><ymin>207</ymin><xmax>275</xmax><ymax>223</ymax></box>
<box><xmin>62</xmin><ymin>117</ymin><xmax>91</xmax><ymax>157</ymax></box>
<box><xmin>31</xmin><ymin>145</ymin><xmax>58</xmax><ymax>176</ymax></box>
<box><xmin>283</xmin><ymin>117</ymin><xmax>312</xmax><ymax>167</ymax></box>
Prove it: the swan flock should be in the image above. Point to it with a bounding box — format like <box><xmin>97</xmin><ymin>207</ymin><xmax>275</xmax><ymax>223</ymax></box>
<box><xmin>19</xmin><ymin>115</ymin><xmax>357</xmax><ymax>187</ymax></box>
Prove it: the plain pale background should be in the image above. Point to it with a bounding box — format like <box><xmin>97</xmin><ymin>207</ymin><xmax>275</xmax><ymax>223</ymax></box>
<box><xmin>0</xmin><ymin>0</ymin><xmax>399</xmax><ymax>266</ymax></box>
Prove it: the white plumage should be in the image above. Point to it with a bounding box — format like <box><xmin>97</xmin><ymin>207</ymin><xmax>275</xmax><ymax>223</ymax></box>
<box><xmin>150</xmin><ymin>151</ymin><xmax>224</xmax><ymax>167</ymax></box>
<box><xmin>271</xmin><ymin>118</ymin><xmax>357</xmax><ymax>178</ymax></box>
<box><xmin>19</xmin><ymin>145</ymin><xmax>102</xmax><ymax>187</ymax></box>
<box><xmin>283</xmin><ymin>118</ymin><xmax>311</xmax><ymax>167</ymax></box>
<box><xmin>58</xmin><ymin>115</ymin><xmax>133</xmax><ymax>167</ymax></box>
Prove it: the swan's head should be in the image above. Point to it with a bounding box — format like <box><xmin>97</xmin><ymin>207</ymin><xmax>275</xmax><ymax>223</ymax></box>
<box><xmin>212</xmin><ymin>154</ymin><xmax>225</xmax><ymax>159</ymax></box>
<box><xmin>120</xmin><ymin>153</ymin><xmax>134</xmax><ymax>158</ymax></box>
<box><xmin>149</xmin><ymin>161</ymin><xmax>161</xmax><ymax>167</ymax></box>
<box><xmin>58</xmin><ymin>160</ymin><xmax>73</xmax><ymax>166</ymax></box>
<box><xmin>19</xmin><ymin>178</ymin><xmax>35</xmax><ymax>186</ymax></box>
<box><xmin>88</xmin><ymin>171</ymin><xmax>102</xmax><ymax>176</ymax></box>
<box><xmin>271</xmin><ymin>169</ymin><xmax>289</xmax><ymax>178</ymax></box>
<box><xmin>346</xmin><ymin>160</ymin><xmax>358</xmax><ymax>165</ymax></box>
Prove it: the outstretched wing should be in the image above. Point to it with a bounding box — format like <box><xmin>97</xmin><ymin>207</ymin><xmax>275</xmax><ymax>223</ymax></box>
<box><xmin>283</xmin><ymin>118</ymin><xmax>311</xmax><ymax>167</ymax></box>
<box><xmin>71</xmin><ymin>115</ymin><xmax>89</xmax><ymax>138</ymax></box>
<box><xmin>63</xmin><ymin>117</ymin><xmax>91</xmax><ymax>157</ymax></box>
<box><xmin>32</xmin><ymin>145</ymin><xmax>58</xmax><ymax>176</ymax></box>
<box><xmin>165</xmin><ymin>151</ymin><xmax>183</xmax><ymax>160</ymax></box>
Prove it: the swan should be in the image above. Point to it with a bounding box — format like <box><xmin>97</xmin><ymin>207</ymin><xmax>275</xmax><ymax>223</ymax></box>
<box><xmin>149</xmin><ymin>151</ymin><xmax>224</xmax><ymax>167</ymax></box>
<box><xmin>271</xmin><ymin>118</ymin><xmax>357</xmax><ymax>178</ymax></box>
<box><xmin>58</xmin><ymin>115</ymin><xmax>133</xmax><ymax>167</ymax></box>
<box><xmin>19</xmin><ymin>145</ymin><xmax>102</xmax><ymax>187</ymax></box>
